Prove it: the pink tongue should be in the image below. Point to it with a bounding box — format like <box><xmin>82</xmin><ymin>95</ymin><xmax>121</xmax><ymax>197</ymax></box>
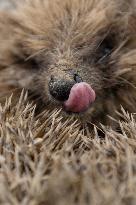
<box><xmin>64</xmin><ymin>82</ymin><xmax>96</xmax><ymax>113</ymax></box>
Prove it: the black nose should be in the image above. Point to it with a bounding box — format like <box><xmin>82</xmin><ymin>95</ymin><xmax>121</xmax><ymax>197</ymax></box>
<box><xmin>49</xmin><ymin>73</ymin><xmax>83</xmax><ymax>101</ymax></box>
<box><xmin>49</xmin><ymin>77</ymin><xmax>75</xmax><ymax>101</ymax></box>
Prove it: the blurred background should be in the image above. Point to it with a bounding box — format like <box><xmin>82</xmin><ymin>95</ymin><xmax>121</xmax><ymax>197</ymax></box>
<box><xmin>0</xmin><ymin>0</ymin><xmax>12</xmax><ymax>10</ymax></box>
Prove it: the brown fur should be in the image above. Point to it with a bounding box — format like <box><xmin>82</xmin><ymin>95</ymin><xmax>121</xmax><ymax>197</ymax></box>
<box><xmin>1</xmin><ymin>0</ymin><xmax>136</xmax><ymax>126</ymax></box>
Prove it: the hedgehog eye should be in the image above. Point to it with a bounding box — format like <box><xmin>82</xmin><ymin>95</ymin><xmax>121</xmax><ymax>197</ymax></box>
<box><xmin>102</xmin><ymin>44</ymin><xmax>112</xmax><ymax>56</ymax></box>
<box><xmin>97</xmin><ymin>38</ymin><xmax>114</xmax><ymax>62</ymax></box>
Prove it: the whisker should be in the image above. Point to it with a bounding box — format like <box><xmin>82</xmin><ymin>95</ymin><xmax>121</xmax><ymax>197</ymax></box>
<box><xmin>111</xmin><ymin>39</ymin><xmax>129</xmax><ymax>58</ymax></box>
<box><xmin>97</xmin><ymin>52</ymin><xmax>112</xmax><ymax>64</ymax></box>
<box><xmin>25</xmin><ymin>48</ymin><xmax>47</xmax><ymax>61</ymax></box>
<box><xmin>94</xmin><ymin>29</ymin><xmax>111</xmax><ymax>52</ymax></box>
<box><xmin>115</xmin><ymin>68</ymin><xmax>132</xmax><ymax>76</ymax></box>
<box><xmin>117</xmin><ymin>76</ymin><xmax>136</xmax><ymax>89</ymax></box>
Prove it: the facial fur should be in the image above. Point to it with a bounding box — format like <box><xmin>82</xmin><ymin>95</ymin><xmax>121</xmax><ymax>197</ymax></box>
<box><xmin>0</xmin><ymin>0</ymin><xmax>136</xmax><ymax>125</ymax></box>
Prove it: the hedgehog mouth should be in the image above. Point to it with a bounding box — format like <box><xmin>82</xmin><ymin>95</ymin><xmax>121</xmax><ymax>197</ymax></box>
<box><xmin>63</xmin><ymin>82</ymin><xmax>96</xmax><ymax>113</ymax></box>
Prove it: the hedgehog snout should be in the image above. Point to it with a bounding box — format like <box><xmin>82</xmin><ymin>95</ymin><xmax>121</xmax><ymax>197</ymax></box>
<box><xmin>48</xmin><ymin>73</ymin><xmax>82</xmax><ymax>101</ymax></box>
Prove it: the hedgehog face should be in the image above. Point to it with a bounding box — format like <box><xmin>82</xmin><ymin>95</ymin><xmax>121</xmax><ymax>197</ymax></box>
<box><xmin>1</xmin><ymin>0</ymin><xmax>136</xmax><ymax>124</ymax></box>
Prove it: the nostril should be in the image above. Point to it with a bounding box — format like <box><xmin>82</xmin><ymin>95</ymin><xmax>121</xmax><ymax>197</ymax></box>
<box><xmin>50</xmin><ymin>75</ymin><xmax>55</xmax><ymax>82</ymax></box>
<box><xmin>74</xmin><ymin>73</ymin><xmax>83</xmax><ymax>83</ymax></box>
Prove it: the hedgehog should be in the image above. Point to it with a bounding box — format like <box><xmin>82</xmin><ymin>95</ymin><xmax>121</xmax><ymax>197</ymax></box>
<box><xmin>0</xmin><ymin>0</ymin><xmax>136</xmax><ymax>126</ymax></box>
